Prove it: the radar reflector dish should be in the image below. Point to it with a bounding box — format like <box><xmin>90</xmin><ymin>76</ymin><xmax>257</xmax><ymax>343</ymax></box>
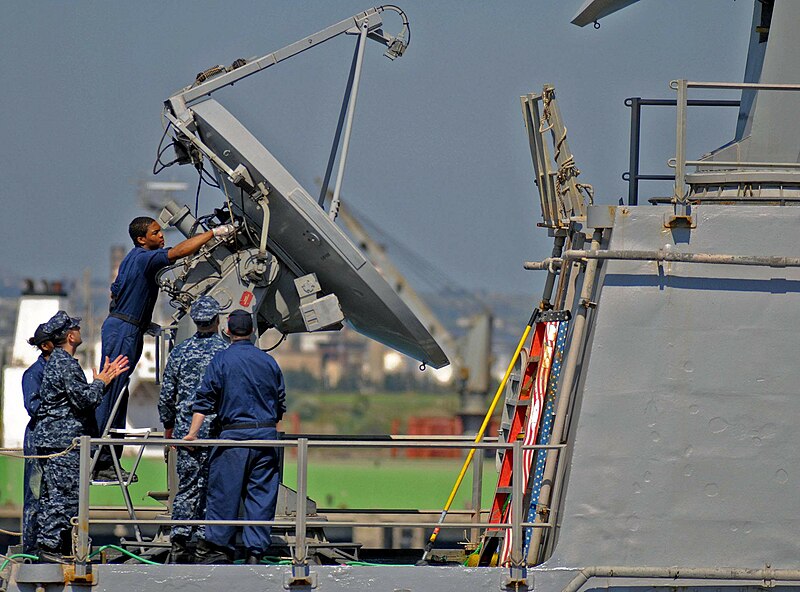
<box><xmin>190</xmin><ymin>99</ymin><xmax>449</xmax><ymax>369</ymax></box>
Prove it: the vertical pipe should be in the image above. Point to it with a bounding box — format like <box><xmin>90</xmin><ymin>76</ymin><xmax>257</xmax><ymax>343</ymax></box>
<box><xmin>328</xmin><ymin>20</ymin><xmax>369</xmax><ymax>221</ymax></box>
<box><xmin>674</xmin><ymin>80</ymin><xmax>688</xmax><ymax>211</ymax></box>
<box><xmin>154</xmin><ymin>330</ymin><xmax>160</xmax><ymax>385</ymax></box>
<box><xmin>540</xmin><ymin>234</ymin><xmax>566</xmax><ymax>308</ymax></box>
<box><xmin>526</xmin><ymin>229</ymin><xmax>603</xmax><ymax>565</ymax></box>
<box><xmin>627</xmin><ymin>97</ymin><xmax>641</xmax><ymax>206</ymax></box>
<box><xmin>470</xmin><ymin>447</ymin><xmax>484</xmax><ymax>543</ymax></box>
<box><xmin>552</xmin><ymin>231</ymin><xmax>576</xmax><ymax>311</ymax></box>
<box><xmin>293</xmin><ymin>438</ymin><xmax>309</xmax><ymax>577</ymax></box>
<box><xmin>167</xmin><ymin>446</ymin><xmax>178</xmax><ymax>515</ymax></box>
<box><xmin>509</xmin><ymin>440</ymin><xmax>525</xmax><ymax>580</ymax></box>
<box><xmin>75</xmin><ymin>435</ymin><xmax>91</xmax><ymax>577</ymax></box>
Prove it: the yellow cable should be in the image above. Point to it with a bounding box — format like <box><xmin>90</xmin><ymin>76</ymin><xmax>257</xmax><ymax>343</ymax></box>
<box><xmin>423</xmin><ymin>314</ymin><xmax>536</xmax><ymax>555</ymax></box>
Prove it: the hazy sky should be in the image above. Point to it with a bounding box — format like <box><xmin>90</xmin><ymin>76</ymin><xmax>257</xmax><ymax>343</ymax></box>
<box><xmin>0</xmin><ymin>1</ymin><xmax>752</xmax><ymax>296</ymax></box>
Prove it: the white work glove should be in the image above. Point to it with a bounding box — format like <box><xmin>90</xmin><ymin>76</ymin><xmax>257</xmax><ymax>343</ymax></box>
<box><xmin>212</xmin><ymin>224</ymin><xmax>236</xmax><ymax>239</ymax></box>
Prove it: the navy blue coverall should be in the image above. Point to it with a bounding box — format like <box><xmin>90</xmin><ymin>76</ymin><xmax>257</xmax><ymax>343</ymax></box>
<box><xmin>21</xmin><ymin>355</ymin><xmax>46</xmax><ymax>552</ymax></box>
<box><xmin>96</xmin><ymin>246</ymin><xmax>170</xmax><ymax>462</ymax></box>
<box><xmin>193</xmin><ymin>340</ymin><xmax>286</xmax><ymax>555</ymax></box>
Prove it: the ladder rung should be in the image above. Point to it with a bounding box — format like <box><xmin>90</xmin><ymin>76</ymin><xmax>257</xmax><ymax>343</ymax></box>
<box><xmin>506</xmin><ymin>398</ymin><xmax>532</xmax><ymax>407</ymax></box>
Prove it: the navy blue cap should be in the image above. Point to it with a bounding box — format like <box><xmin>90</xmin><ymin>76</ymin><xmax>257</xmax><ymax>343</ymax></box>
<box><xmin>227</xmin><ymin>309</ymin><xmax>253</xmax><ymax>336</ymax></box>
<box><xmin>28</xmin><ymin>323</ymin><xmax>53</xmax><ymax>346</ymax></box>
<box><xmin>42</xmin><ymin>310</ymin><xmax>81</xmax><ymax>340</ymax></box>
<box><xmin>190</xmin><ymin>295</ymin><xmax>221</xmax><ymax>323</ymax></box>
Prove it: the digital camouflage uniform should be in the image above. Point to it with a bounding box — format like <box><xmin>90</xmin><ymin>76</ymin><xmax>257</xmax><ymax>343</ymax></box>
<box><xmin>33</xmin><ymin>334</ymin><xmax>106</xmax><ymax>552</ymax></box>
<box><xmin>159</xmin><ymin>296</ymin><xmax>227</xmax><ymax>542</ymax></box>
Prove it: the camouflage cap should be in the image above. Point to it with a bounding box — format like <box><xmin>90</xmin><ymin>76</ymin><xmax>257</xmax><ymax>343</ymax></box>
<box><xmin>190</xmin><ymin>295</ymin><xmax>221</xmax><ymax>323</ymax></box>
<box><xmin>43</xmin><ymin>310</ymin><xmax>81</xmax><ymax>340</ymax></box>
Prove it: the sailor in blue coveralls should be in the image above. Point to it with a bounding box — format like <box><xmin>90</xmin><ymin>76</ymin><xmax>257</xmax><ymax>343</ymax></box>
<box><xmin>95</xmin><ymin>216</ymin><xmax>235</xmax><ymax>480</ymax></box>
<box><xmin>33</xmin><ymin>311</ymin><xmax>129</xmax><ymax>562</ymax></box>
<box><xmin>20</xmin><ymin>323</ymin><xmax>55</xmax><ymax>553</ymax></box>
<box><xmin>186</xmin><ymin>309</ymin><xmax>286</xmax><ymax>565</ymax></box>
<box><xmin>158</xmin><ymin>295</ymin><xmax>228</xmax><ymax>563</ymax></box>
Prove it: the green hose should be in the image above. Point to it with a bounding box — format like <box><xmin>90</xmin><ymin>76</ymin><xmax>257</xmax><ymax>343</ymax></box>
<box><xmin>88</xmin><ymin>545</ymin><xmax>160</xmax><ymax>565</ymax></box>
<box><xmin>343</xmin><ymin>561</ymin><xmax>405</xmax><ymax>566</ymax></box>
<box><xmin>0</xmin><ymin>554</ymin><xmax>39</xmax><ymax>572</ymax></box>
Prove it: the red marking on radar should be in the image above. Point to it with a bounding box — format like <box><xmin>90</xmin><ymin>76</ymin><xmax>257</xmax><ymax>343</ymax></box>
<box><xmin>240</xmin><ymin>291</ymin><xmax>254</xmax><ymax>307</ymax></box>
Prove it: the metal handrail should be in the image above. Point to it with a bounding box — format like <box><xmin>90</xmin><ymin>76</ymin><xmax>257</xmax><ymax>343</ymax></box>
<box><xmin>80</xmin><ymin>518</ymin><xmax>553</xmax><ymax>529</ymax></box>
<box><xmin>671</xmin><ymin>80</ymin><xmax>800</xmax><ymax>212</ymax></box>
<box><xmin>72</xmin><ymin>435</ymin><xmax>566</xmax><ymax>577</ymax></box>
<box><xmin>85</xmin><ymin>437</ymin><xmax>556</xmax><ymax>449</ymax></box>
<box><xmin>624</xmin><ymin>97</ymin><xmax>740</xmax><ymax>205</ymax></box>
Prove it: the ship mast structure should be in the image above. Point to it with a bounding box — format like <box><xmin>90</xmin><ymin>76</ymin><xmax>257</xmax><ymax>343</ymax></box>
<box><xmin>516</xmin><ymin>1</ymin><xmax>800</xmax><ymax>590</ymax></box>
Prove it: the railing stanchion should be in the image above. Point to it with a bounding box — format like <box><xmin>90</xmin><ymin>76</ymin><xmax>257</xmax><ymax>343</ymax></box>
<box><xmin>471</xmin><ymin>447</ymin><xmax>484</xmax><ymax>543</ymax></box>
<box><xmin>293</xmin><ymin>438</ymin><xmax>310</xmax><ymax>578</ymax></box>
<box><xmin>75</xmin><ymin>435</ymin><xmax>91</xmax><ymax>577</ymax></box>
<box><xmin>509</xmin><ymin>439</ymin><xmax>526</xmax><ymax>581</ymax></box>
<box><xmin>673</xmin><ymin>78</ymin><xmax>688</xmax><ymax>212</ymax></box>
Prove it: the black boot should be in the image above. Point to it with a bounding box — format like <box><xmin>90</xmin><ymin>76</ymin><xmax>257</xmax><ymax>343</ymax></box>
<box><xmin>194</xmin><ymin>539</ymin><xmax>233</xmax><ymax>565</ymax></box>
<box><xmin>94</xmin><ymin>467</ymin><xmax>138</xmax><ymax>483</ymax></box>
<box><xmin>245</xmin><ymin>551</ymin><xmax>263</xmax><ymax>565</ymax></box>
<box><xmin>169</xmin><ymin>535</ymin><xmax>193</xmax><ymax>564</ymax></box>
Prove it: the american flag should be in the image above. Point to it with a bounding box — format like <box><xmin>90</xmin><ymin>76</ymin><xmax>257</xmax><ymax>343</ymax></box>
<box><xmin>499</xmin><ymin>321</ymin><xmax>559</xmax><ymax>565</ymax></box>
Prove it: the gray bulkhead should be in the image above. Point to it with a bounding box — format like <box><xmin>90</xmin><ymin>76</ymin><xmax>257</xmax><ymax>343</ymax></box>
<box><xmin>544</xmin><ymin>205</ymin><xmax>800</xmax><ymax>574</ymax></box>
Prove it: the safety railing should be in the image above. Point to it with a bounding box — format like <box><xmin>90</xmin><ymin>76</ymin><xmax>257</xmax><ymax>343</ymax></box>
<box><xmin>69</xmin><ymin>435</ymin><xmax>565</xmax><ymax>581</ymax></box>
<box><xmin>670</xmin><ymin>80</ymin><xmax>800</xmax><ymax>212</ymax></box>
<box><xmin>624</xmin><ymin>97</ymin><xmax>740</xmax><ymax>206</ymax></box>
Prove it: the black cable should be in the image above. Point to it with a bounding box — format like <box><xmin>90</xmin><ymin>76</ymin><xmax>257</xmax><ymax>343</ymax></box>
<box><xmin>378</xmin><ymin>5</ymin><xmax>411</xmax><ymax>46</ymax></box>
<box><xmin>152</xmin><ymin>123</ymin><xmax>181</xmax><ymax>175</ymax></box>
<box><xmin>193</xmin><ymin>171</ymin><xmax>202</xmax><ymax>218</ymax></box>
<box><xmin>263</xmin><ymin>332</ymin><xmax>287</xmax><ymax>352</ymax></box>
<box><xmin>199</xmin><ymin>164</ymin><xmax>220</xmax><ymax>188</ymax></box>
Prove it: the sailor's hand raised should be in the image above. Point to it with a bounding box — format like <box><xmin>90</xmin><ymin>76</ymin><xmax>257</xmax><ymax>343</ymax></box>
<box><xmin>94</xmin><ymin>355</ymin><xmax>130</xmax><ymax>385</ymax></box>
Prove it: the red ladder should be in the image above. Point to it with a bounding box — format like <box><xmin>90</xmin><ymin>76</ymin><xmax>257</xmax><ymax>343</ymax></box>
<box><xmin>477</xmin><ymin>321</ymin><xmax>546</xmax><ymax>565</ymax></box>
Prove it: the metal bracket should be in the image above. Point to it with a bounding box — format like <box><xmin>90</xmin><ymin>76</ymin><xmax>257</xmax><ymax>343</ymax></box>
<box><xmin>295</xmin><ymin>274</ymin><xmax>322</xmax><ymax>306</ymax></box>
<box><xmin>537</xmin><ymin>310</ymin><xmax>571</xmax><ymax>323</ymax></box>
<box><xmin>229</xmin><ymin>163</ymin><xmax>255</xmax><ymax>192</ymax></box>
<box><xmin>503</xmin><ymin>572</ymin><xmax>531</xmax><ymax>591</ymax></box>
<box><xmin>63</xmin><ymin>564</ymin><xmax>96</xmax><ymax>586</ymax></box>
<box><xmin>284</xmin><ymin>569</ymin><xmax>318</xmax><ymax>589</ymax></box>
<box><xmin>13</xmin><ymin>564</ymin><xmax>84</xmax><ymax>586</ymax></box>
<box><xmin>537</xmin><ymin>503</ymin><xmax>551</xmax><ymax>521</ymax></box>
<box><xmin>664</xmin><ymin>213</ymin><xmax>696</xmax><ymax>229</ymax></box>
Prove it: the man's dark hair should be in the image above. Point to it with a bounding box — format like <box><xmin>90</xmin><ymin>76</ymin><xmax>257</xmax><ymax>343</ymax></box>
<box><xmin>195</xmin><ymin>318</ymin><xmax>217</xmax><ymax>331</ymax></box>
<box><xmin>129</xmin><ymin>217</ymin><xmax>156</xmax><ymax>246</ymax></box>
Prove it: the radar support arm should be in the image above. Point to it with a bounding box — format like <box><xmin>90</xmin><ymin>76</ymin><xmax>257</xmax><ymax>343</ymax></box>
<box><xmin>167</xmin><ymin>6</ymin><xmax>409</xmax><ymax>118</ymax></box>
